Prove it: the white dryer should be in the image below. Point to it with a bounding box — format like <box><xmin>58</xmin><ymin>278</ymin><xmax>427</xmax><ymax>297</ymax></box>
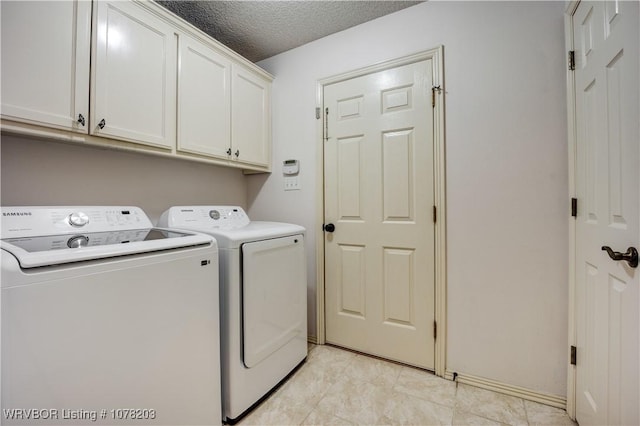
<box><xmin>159</xmin><ymin>206</ymin><xmax>307</xmax><ymax>423</ymax></box>
<box><xmin>1</xmin><ymin>206</ymin><xmax>222</xmax><ymax>425</ymax></box>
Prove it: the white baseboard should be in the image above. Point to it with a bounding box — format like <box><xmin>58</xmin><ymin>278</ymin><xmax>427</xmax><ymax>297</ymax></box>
<box><xmin>445</xmin><ymin>370</ymin><xmax>566</xmax><ymax>409</ymax></box>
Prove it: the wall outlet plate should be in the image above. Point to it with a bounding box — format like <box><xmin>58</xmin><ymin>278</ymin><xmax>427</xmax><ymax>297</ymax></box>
<box><xmin>284</xmin><ymin>176</ymin><xmax>301</xmax><ymax>191</ymax></box>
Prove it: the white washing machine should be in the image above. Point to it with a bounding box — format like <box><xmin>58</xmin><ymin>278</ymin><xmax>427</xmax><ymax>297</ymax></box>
<box><xmin>158</xmin><ymin>206</ymin><xmax>307</xmax><ymax>423</ymax></box>
<box><xmin>1</xmin><ymin>206</ymin><xmax>222</xmax><ymax>425</ymax></box>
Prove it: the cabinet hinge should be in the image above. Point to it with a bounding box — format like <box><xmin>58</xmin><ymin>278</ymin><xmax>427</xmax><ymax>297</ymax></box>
<box><xmin>315</xmin><ymin>107</ymin><xmax>321</xmax><ymax>119</ymax></box>
<box><xmin>433</xmin><ymin>320</ymin><xmax>437</xmax><ymax>340</ymax></box>
<box><xmin>568</xmin><ymin>51</ymin><xmax>575</xmax><ymax>71</ymax></box>
<box><xmin>432</xmin><ymin>85</ymin><xmax>442</xmax><ymax>108</ymax></box>
<box><xmin>571</xmin><ymin>197</ymin><xmax>577</xmax><ymax>217</ymax></box>
<box><xmin>570</xmin><ymin>345</ymin><xmax>577</xmax><ymax>365</ymax></box>
<box><xmin>433</xmin><ymin>206</ymin><xmax>437</xmax><ymax>223</ymax></box>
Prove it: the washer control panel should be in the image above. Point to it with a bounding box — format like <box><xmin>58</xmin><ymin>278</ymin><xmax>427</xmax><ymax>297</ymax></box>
<box><xmin>1</xmin><ymin>206</ymin><xmax>153</xmax><ymax>238</ymax></box>
<box><xmin>161</xmin><ymin>206</ymin><xmax>250</xmax><ymax>230</ymax></box>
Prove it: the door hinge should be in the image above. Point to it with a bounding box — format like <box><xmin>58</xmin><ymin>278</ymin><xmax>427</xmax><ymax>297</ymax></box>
<box><xmin>568</xmin><ymin>51</ymin><xmax>575</xmax><ymax>71</ymax></box>
<box><xmin>433</xmin><ymin>320</ymin><xmax>437</xmax><ymax>340</ymax></box>
<box><xmin>433</xmin><ymin>205</ymin><xmax>437</xmax><ymax>223</ymax></box>
<box><xmin>316</xmin><ymin>107</ymin><xmax>321</xmax><ymax>119</ymax></box>
<box><xmin>570</xmin><ymin>345</ymin><xmax>577</xmax><ymax>365</ymax></box>
<box><xmin>571</xmin><ymin>197</ymin><xmax>577</xmax><ymax>217</ymax></box>
<box><xmin>324</xmin><ymin>107</ymin><xmax>329</xmax><ymax>141</ymax></box>
<box><xmin>432</xmin><ymin>85</ymin><xmax>442</xmax><ymax>108</ymax></box>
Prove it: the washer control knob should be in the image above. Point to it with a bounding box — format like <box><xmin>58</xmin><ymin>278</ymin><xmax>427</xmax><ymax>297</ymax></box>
<box><xmin>68</xmin><ymin>212</ymin><xmax>89</xmax><ymax>227</ymax></box>
<box><xmin>209</xmin><ymin>210</ymin><xmax>221</xmax><ymax>220</ymax></box>
<box><xmin>67</xmin><ymin>235</ymin><xmax>89</xmax><ymax>248</ymax></box>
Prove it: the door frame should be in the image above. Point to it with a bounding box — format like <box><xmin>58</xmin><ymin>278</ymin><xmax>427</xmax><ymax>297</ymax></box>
<box><xmin>313</xmin><ymin>47</ymin><xmax>447</xmax><ymax>376</ymax></box>
<box><xmin>564</xmin><ymin>1</ymin><xmax>579</xmax><ymax>420</ymax></box>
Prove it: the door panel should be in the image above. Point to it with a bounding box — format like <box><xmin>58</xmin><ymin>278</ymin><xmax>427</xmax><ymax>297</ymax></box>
<box><xmin>324</xmin><ymin>59</ymin><xmax>435</xmax><ymax>369</ymax></box>
<box><xmin>573</xmin><ymin>1</ymin><xmax>639</xmax><ymax>425</ymax></box>
<box><xmin>382</xmin><ymin>130</ymin><xmax>415</xmax><ymax>221</ymax></box>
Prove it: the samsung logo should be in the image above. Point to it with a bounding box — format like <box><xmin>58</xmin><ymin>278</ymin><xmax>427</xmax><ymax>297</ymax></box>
<box><xmin>2</xmin><ymin>212</ymin><xmax>32</xmax><ymax>216</ymax></box>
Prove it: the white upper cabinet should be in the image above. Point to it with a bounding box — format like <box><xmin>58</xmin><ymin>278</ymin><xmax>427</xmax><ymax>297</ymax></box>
<box><xmin>1</xmin><ymin>0</ymin><xmax>272</xmax><ymax>171</ymax></box>
<box><xmin>177</xmin><ymin>34</ymin><xmax>231</xmax><ymax>159</ymax></box>
<box><xmin>91</xmin><ymin>1</ymin><xmax>177</xmax><ymax>149</ymax></box>
<box><xmin>0</xmin><ymin>1</ymin><xmax>91</xmax><ymax>132</ymax></box>
<box><xmin>231</xmin><ymin>65</ymin><xmax>271</xmax><ymax>167</ymax></box>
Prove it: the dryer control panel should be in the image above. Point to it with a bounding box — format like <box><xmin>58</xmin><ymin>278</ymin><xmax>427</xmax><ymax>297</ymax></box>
<box><xmin>159</xmin><ymin>206</ymin><xmax>250</xmax><ymax>230</ymax></box>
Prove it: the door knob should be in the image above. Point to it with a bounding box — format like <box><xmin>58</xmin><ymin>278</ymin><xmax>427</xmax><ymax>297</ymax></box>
<box><xmin>98</xmin><ymin>118</ymin><xmax>106</xmax><ymax>129</ymax></box>
<box><xmin>77</xmin><ymin>114</ymin><xmax>85</xmax><ymax>127</ymax></box>
<box><xmin>323</xmin><ymin>223</ymin><xmax>335</xmax><ymax>233</ymax></box>
<box><xmin>601</xmin><ymin>246</ymin><xmax>638</xmax><ymax>268</ymax></box>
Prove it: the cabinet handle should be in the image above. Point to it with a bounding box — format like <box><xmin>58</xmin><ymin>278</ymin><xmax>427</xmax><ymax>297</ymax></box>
<box><xmin>98</xmin><ymin>119</ymin><xmax>106</xmax><ymax>129</ymax></box>
<box><xmin>226</xmin><ymin>148</ymin><xmax>232</xmax><ymax>156</ymax></box>
<box><xmin>77</xmin><ymin>114</ymin><xmax>86</xmax><ymax>127</ymax></box>
<box><xmin>235</xmin><ymin>150</ymin><xmax>240</xmax><ymax>158</ymax></box>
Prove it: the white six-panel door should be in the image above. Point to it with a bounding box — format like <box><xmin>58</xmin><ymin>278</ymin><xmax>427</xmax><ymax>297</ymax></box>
<box><xmin>573</xmin><ymin>1</ymin><xmax>639</xmax><ymax>424</ymax></box>
<box><xmin>323</xmin><ymin>59</ymin><xmax>435</xmax><ymax>369</ymax></box>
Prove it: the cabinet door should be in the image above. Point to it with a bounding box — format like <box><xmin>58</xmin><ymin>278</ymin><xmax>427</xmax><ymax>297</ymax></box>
<box><xmin>177</xmin><ymin>35</ymin><xmax>231</xmax><ymax>159</ymax></box>
<box><xmin>1</xmin><ymin>1</ymin><xmax>90</xmax><ymax>132</ymax></box>
<box><xmin>92</xmin><ymin>1</ymin><xmax>176</xmax><ymax>149</ymax></box>
<box><xmin>231</xmin><ymin>65</ymin><xmax>271</xmax><ymax>167</ymax></box>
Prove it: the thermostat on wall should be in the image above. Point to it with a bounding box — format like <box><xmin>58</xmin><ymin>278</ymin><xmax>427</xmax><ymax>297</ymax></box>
<box><xmin>283</xmin><ymin>159</ymin><xmax>299</xmax><ymax>175</ymax></box>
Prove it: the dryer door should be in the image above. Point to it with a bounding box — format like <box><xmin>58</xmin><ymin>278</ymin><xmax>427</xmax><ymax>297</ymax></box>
<box><xmin>241</xmin><ymin>235</ymin><xmax>306</xmax><ymax>368</ymax></box>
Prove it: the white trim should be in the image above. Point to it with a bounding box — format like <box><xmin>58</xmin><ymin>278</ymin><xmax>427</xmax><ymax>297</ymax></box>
<box><xmin>432</xmin><ymin>45</ymin><xmax>447</xmax><ymax>377</ymax></box>
<box><xmin>314</xmin><ymin>82</ymin><xmax>326</xmax><ymax>345</ymax></box>
<box><xmin>445</xmin><ymin>370</ymin><xmax>568</xmax><ymax>410</ymax></box>
<box><xmin>314</xmin><ymin>47</ymin><xmax>447</xmax><ymax>375</ymax></box>
<box><xmin>564</xmin><ymin>1</ymin><xmax>579</xmax><ymax>421</ymax></box>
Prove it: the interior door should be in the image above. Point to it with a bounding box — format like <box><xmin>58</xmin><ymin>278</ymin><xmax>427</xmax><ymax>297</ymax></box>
<box><xmin>573</xmin><ymin>1</ymin><xmax>639</xmax><ymax>425</ymax></box>
<box><xmin>323</xmin><ymin>59</ymin><xmax>435</xmax><ymax>369</ymax></box>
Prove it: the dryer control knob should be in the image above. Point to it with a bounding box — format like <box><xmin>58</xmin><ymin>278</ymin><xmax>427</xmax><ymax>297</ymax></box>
<box><xmin>69</xmin><ymin>212</ymin><xmax>89</xmax><ymax>227</ymax></box>
<box><xmin>209</xmin><ymin>210</ymin><xmax>220</xmax><ymax>220</ymax></box>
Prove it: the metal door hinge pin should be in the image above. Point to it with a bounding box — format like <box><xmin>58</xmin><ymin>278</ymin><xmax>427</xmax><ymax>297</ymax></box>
<box><xmin>432</xmin><ymin>85</ymin><xmax>442</xmax><ymax>107</ymax></box>
<box><xmin>568</xmin><ymin>51</ymin><xmax>576</xmax><ymax>71</ymax></box>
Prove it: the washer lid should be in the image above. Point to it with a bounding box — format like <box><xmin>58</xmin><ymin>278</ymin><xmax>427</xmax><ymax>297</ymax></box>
<box><xmin>1</xmin><ymin>206</ymin><xmax>215</xmax><ymax>268</ymax></box>
<box><xmin>1</xmin><ymin>228</ymin><xmax>214</xmax><ymax>269</ymax></box>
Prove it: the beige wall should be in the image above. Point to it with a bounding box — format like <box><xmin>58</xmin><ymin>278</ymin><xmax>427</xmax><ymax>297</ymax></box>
<box><xmin>1</xmin><ymin>134</ymin><xmax>247</xmax><ymax>223</ymax></box>
<box><xmin>249</xmin><ymin>1</ymin><xmax>569</xmax><ymax>397</ymax></box>
<box><xmin>1</xmin><ymin>0</ymin><xmax>569</xmax><ymax>399</ymax></box>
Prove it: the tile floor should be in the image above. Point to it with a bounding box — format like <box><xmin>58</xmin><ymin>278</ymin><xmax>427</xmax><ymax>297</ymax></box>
<box><xmin>239</xmin><ymin>344</ymin><xmax>576</xmax><ymax>426</ymax></box>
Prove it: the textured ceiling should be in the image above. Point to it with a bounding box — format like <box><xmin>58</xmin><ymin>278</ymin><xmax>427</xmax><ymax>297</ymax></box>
<box><xmin>157</xmin><ymin>1</ymin><xmax>423</xmax><ymax>62</ymax></box>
